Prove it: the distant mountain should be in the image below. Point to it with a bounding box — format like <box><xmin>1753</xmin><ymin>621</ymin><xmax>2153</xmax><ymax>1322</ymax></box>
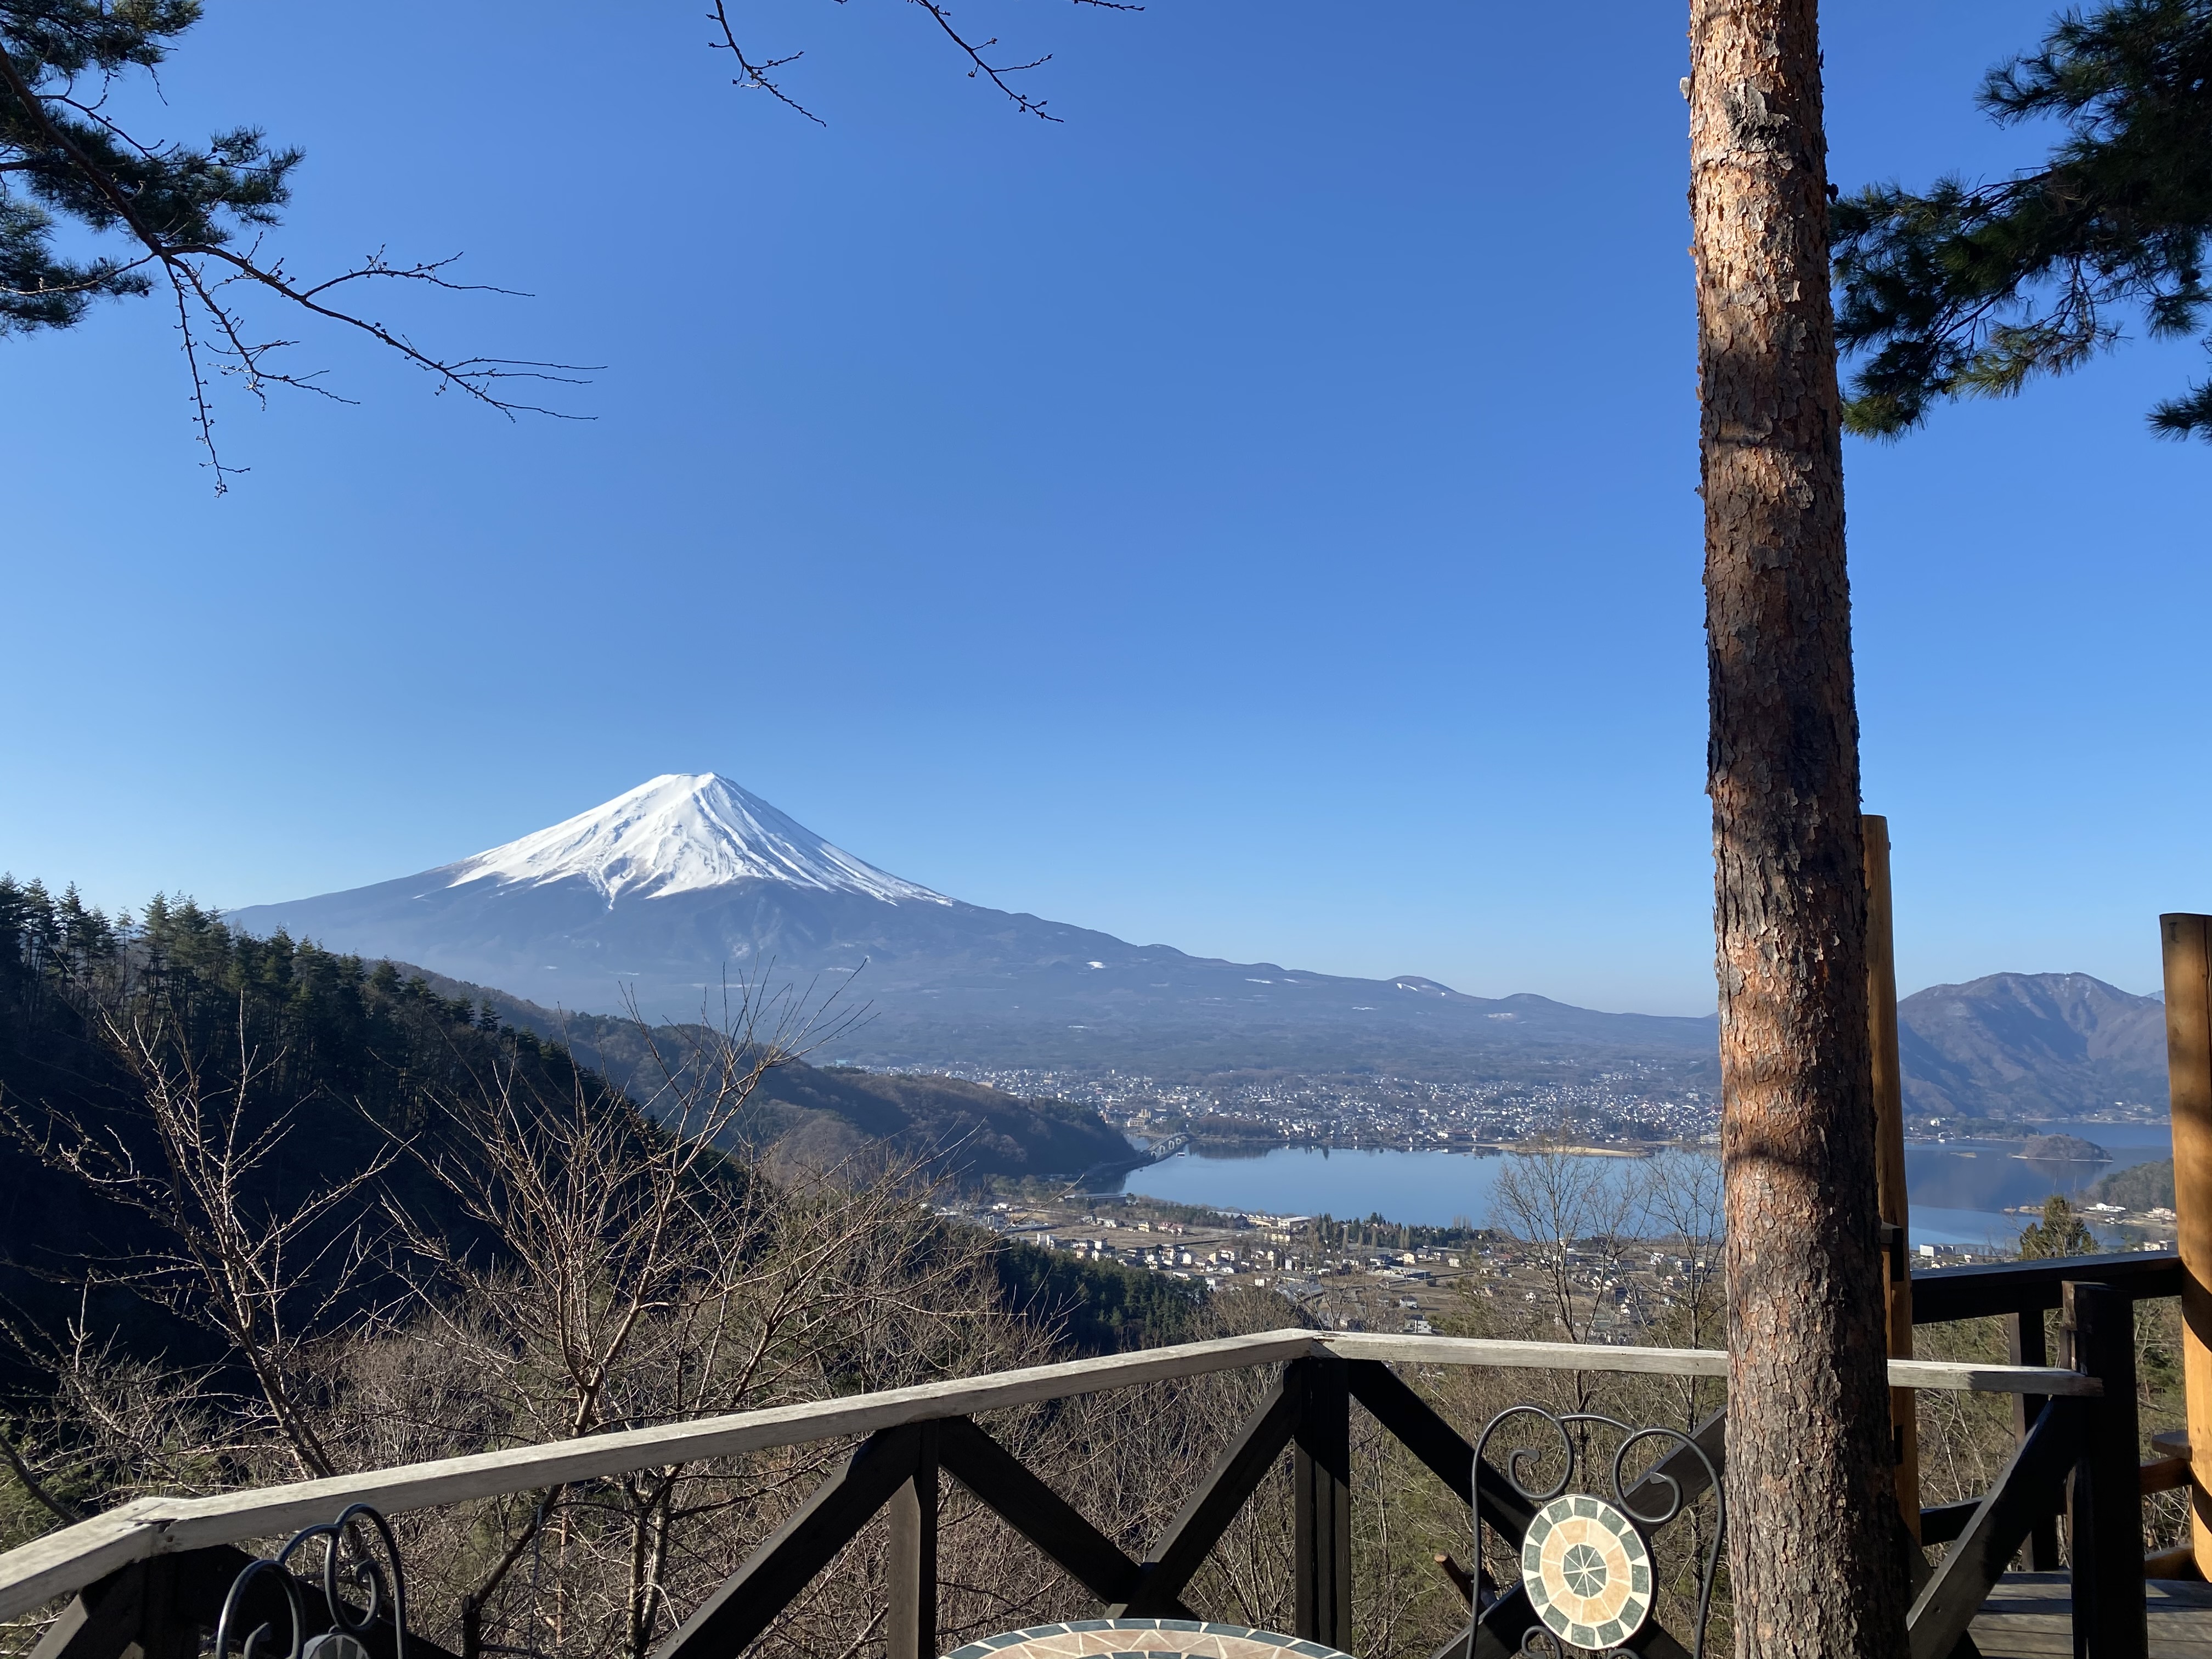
<box><xmin>219</xmin><ymin>778</ymin><xmax>2192</xmax><ymax>1115</ymax></box>
<box><xmin>1896</xmin><ymin>972</ymin><xmax>2169</xmax><ymax>1120</ymax></box>
<box><xmin>228</xmin><ymin>774</ymin><xmax>1719</xmax><ymax>1082</ymax></box>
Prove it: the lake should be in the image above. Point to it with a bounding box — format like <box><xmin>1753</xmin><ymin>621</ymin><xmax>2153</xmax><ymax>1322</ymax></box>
<box><xmin>1116</xmin><ymin>1121</ymin><xmax>2175</xmax><ymax>1248</ymax></box>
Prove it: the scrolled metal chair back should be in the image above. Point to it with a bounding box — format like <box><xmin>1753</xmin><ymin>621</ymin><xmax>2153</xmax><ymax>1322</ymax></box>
<box><xmin>1473</xmin><ymin>1406</ymin><xmax>1723</xmax><ymax>1659</ymax></box>
<box><xmin>216</xmin><ymin>1504</ymin><xmax>410</xmax><ymax>1659</ymax></box>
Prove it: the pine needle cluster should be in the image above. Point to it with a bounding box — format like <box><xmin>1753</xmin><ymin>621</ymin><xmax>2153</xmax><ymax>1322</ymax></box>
<box><xmin>1833</xmin><ymin>0</ymin><xmax>2212</xmax><ymax>438</ymax></box>
<box><xmin>1</xmin><ymin>2</ymin><xmax>297</xmax><ymax>335</ymax></box>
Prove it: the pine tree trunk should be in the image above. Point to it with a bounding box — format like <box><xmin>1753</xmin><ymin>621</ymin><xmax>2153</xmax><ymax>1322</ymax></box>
<box><xmin>1687</xmin><ymin>2</ymin><xmax>1909</xmax><ymax>1655</ymax></box>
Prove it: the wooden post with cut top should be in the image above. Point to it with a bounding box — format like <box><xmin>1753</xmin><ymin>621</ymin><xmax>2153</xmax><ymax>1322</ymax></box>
<box><xmin>2062</xmin><ymin>1280</ymin><xmax>2147</xmax><ymax>1659</ymax></box>
<box><xmin>886</xmin><ymin>1421</ymin><xmax>938</xmax><ymax>1659</ymax></box>
<box><xmin>1291</xmin><ymin>1355</ymin><xmax>1351</xmax><ymax>1652</ymax></box>
<box><xmin>1865</xmin><ymin>814</ymin><xmax>1918</xmax><ymax>1537</ymax></box>
<box><xmin>2160</xmin><ymin>913</ymin><xmax>2212</xmax><ymax>1576</ymax></box>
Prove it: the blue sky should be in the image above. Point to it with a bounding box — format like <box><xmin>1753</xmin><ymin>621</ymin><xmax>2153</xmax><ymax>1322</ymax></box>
<box><xmin>4</xmin><ymin>1</ymin><xmax>2207</xmax><ymax>1017</ymax></box>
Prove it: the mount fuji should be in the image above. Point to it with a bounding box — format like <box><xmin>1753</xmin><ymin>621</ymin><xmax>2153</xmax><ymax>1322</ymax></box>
<box><xmin>228</xmin><ymin>774</ymin><xmax>1718</xmax><ymax>1078</ymax></box>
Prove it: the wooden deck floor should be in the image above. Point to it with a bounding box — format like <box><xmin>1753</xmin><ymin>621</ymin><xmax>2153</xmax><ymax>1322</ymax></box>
<box><xmin>1970</xmin><ymin>1573</ymin><xmax>2212</xmax><ymax>1657</ymax></box>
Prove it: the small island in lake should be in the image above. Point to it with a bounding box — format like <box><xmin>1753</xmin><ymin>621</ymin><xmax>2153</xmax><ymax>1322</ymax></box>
<box><xmin>2015</xmin><ymin>1132</ymin><xmax>2112</xmax><ymax>1163</ymax></box>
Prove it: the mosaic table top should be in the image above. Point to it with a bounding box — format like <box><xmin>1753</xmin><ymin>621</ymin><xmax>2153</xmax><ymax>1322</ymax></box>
<box><xmin>943</xmin><ymin>1620</ymin><xmax>1358</xmax><ymax>1659</ymax></box>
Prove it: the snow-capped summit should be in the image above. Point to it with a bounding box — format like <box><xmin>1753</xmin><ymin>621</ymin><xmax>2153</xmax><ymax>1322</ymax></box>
<box><xmin>228</xmin><ymin>774</ymin><xmax>1718</xmax><ymax>1077</ymax></box>
<box><xmin>444</xmin><ymin>774</ymin><xmax>950</xmax><ymax>906</ymax></box>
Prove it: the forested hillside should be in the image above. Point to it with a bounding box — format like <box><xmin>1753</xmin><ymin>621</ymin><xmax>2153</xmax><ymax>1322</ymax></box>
<box><xmin>0</xmin><ymin>879</ymin><xmax>1179</xmax><ymax>1372</ymax></box>
<box><xmin>0</xmin><ymin>878</ymin><xmax>579</xmax><ymax>1373</ymax></box>
<box><xmin>0</xmin><ymin>877</ymin><xmax>1240</xmax><ymax>1659</ymax></box>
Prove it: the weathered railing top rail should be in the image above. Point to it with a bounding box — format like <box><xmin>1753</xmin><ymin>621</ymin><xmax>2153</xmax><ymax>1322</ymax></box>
<box><xmin>0</xmin><ymin>1327</ymin><xmax>2094</xmax><ymax>1623</ymax></box>
<box><xmin>1323</xmin><ymin>1331</ymin><xmax>2085</xmax><ymax>1393</ymax></box>
<box><xmin>1910</xmin><ymin>1249</ymin><xmax>2182</xmax><ymax>1324</ymax></box>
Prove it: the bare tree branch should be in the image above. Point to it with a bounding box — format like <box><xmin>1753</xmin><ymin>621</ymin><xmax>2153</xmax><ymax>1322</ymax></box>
<box><xmin>707</xmin><ymin>0</ymin><xmax>1142</xmax><ymax>126</ymax></box>
<box><xmin>707</xmin><ymin>1</ymin><xmax>826</xmax><ymax>125</ymax></box>
<box><xmin>0</xmin><ymin>45</ymin><xmax>589</xmax><ymax>491</ymax></box>
<box><xmin>0</xmin><ymin>1420</ymin><xmax>81</xmax><ymax>1525</ymax></box>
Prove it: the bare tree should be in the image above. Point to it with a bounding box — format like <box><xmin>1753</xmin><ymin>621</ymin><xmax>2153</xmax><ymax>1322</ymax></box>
<box><xmin>1489</xmin><ymin>1129</ymin><xmax>1645</xmax><ymax>1416</ymax></box>
<box><xmin>368</xmin><ymin>988</ymin><xmax>1026</xmax><ymax>1659</ymax></box>
<box><xmin>0</xmin><ymin>1288</ymin><xmax>369</xmax><ymax>1559</ymax></box>
<box><xmin>1491</xmin><ymin>1134</ymin><xmax>1644</xmax><ymax>1345</ymax></box>
<box><xmin>0</xmin><ymin>994</ymin><xmax>391</xmax><ymax>1479</ymax></box>
<box><xmin>1638</xmin><ymin>1150</ymin><xmax>1725</xmax><ymax>1357</ymax></box>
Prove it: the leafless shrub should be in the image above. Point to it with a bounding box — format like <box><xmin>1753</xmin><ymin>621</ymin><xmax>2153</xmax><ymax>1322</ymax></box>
<box><xmin>0</xmin><ymin>993</ymin><xmax>392</xmax><ymax>1479</ymax></box>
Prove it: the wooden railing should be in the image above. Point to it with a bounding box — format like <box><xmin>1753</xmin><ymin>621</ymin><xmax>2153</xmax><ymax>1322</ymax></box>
<box><xmin>1906</xmin><ymin>1248</ymin><xmax>2183</xmax><ymax>1659</ymax></box>
<box><xmin>1905</xmin><ymin>1248</ymin><xmax>2182</xmax><ymax>1323</ymax></box>
<box><xmin>0</xmin><ymin>1290</ymin><xmax>2135</xmax><ymax>1659</ymax></box>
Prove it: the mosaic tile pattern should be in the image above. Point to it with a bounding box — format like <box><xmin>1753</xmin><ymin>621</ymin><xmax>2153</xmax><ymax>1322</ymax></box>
<box><xmin>942</xmin><ymin>1618</ymin><xmax>1357</xmax><ymax>1659</ymax></box>
<box><xmin>1519</xmin><ymin>1494</ymin><xmax>1652</xmax><ymax>1652</ymax></box>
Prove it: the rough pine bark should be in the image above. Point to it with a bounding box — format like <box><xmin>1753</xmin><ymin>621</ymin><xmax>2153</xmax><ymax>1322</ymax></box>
<box><xmin>1687</xmin><ymin>2</ymin><xmax>1909</xmax><ymax>1656</ymax></box>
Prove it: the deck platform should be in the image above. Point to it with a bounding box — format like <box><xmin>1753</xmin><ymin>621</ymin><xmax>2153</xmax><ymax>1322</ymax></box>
<box><xmin>1971</xmin><ymin>1573</ymin><xmax>2212</xmax><ymax>1658</ymax></box>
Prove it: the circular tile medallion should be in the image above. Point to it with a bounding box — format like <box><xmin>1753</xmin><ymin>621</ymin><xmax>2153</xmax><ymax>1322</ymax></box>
<box><xmin>1519</xmin><ymin>1494</ymin><xmax>1654</xmax><ymax>1652</ymax></box>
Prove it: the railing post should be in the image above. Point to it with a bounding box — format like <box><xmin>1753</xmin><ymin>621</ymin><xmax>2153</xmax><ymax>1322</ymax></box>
<box><xmin>2064</xmin><ymin>1281</ymin><xmax>2146</xmax><ymax>1659</ymax></box>
<box><xmin>1865</xmin><ymin>814</ymin><xmax>1920</xmax><ymax>1538</ymax></box>
<box><xmin>886</xmin><ymin>1421</ymin><xmax>938</xmax><ymax>1659</ymax></box>
<box><xmin>2161</xmin><ymin>912</ymin><xmax>2212</xmax><ymax>1577</ymax></box>
<box><xmin>1290</xmin><ymin>1356</ymin><xmax>1351</xmax><ymax>1652</ymax></box>
<box><xmin>2006</xmin><ymin>1311</ymin><xmax>2061</xmax><ymax>1571</ymax></box>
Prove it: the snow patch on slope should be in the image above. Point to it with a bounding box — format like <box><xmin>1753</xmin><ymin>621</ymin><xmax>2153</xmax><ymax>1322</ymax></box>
<box><xmin>446</xmin><ymin>774</ymin><xmax>951</xmax><ymax>905</ymax></box>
